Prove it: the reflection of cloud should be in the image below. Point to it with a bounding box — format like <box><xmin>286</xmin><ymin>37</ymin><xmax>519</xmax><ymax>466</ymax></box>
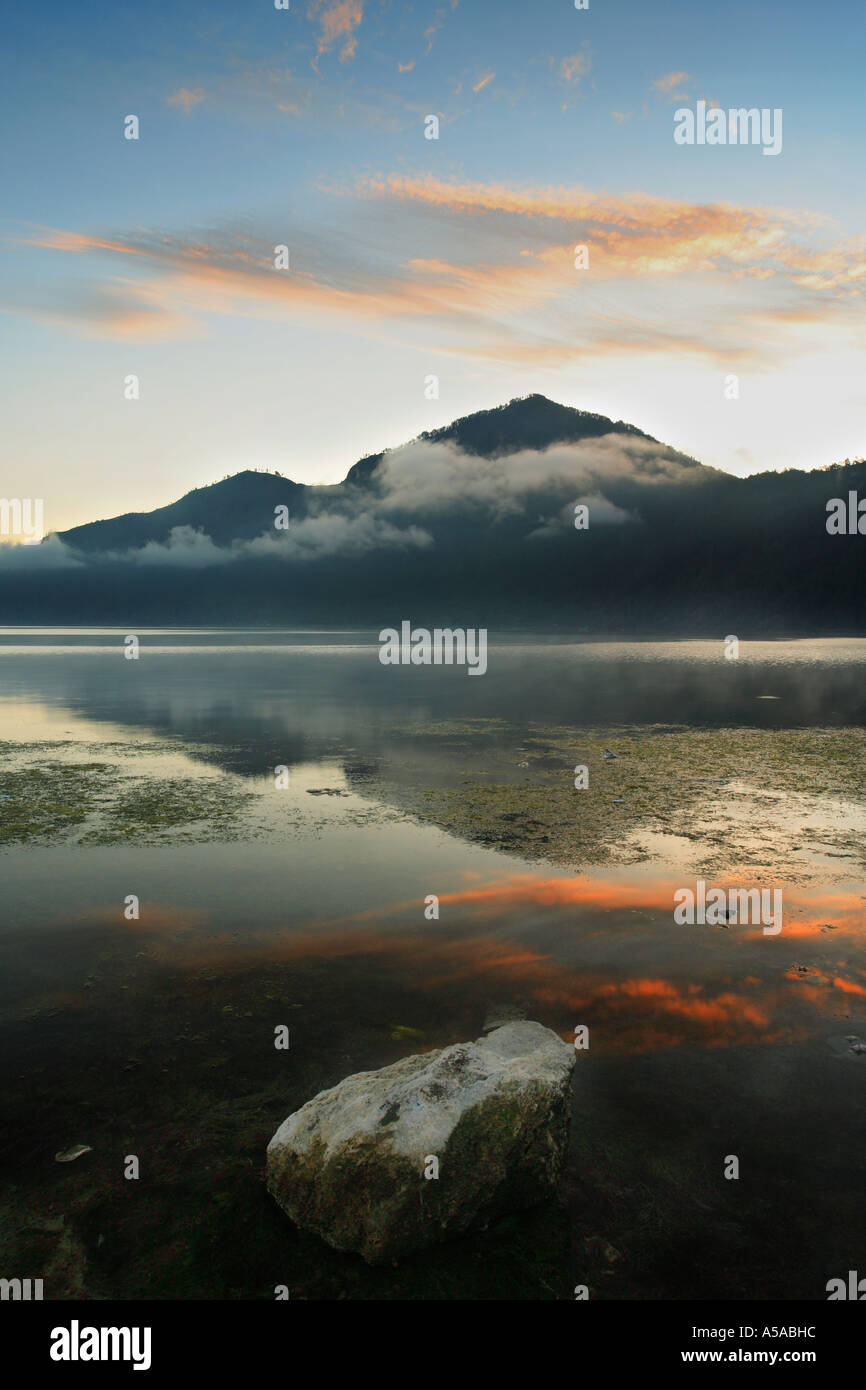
<box><xmin>437</xmin><ymin>872</ymin><xmax>866</xmax><ymax>932</ymax></box>
<box><xmin>90</xmin><ymin>914</ymin><xmax>798</xmax><ymax>1055</ymax></box>
<box><xmin>43</xmin><ymin>871</ymin><xmax>866</xmax><ymax>1055</ymax></box>
<box><xmin>832</xmin><ymin>976</ymin><xmax>866</xmax><ymax>997</ymax></box>
<box><xmin>96</xmin><ymin>901</ymin><xmax>721</xmax><ymax>1052</ymax></box>
<box><xmin>82</xmin><ymin>903</ymin><xmax>211</xmax><ymax>931</ymax></box>
<box><xmin>532</xmin><ymin>975</ymin><xmax>777</xmax><ymax>1050</ymax></box>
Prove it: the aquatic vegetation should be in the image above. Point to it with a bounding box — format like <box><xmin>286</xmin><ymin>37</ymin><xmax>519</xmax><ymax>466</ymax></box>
<box><xmin>360</xmin><ymin>721</ymin><xmax>866</xmax><ymax>879</ymax></box>
<box><xmin>0</xmin><ymin>746</ymin><xmax>256</xmax><ymax>846</ymax></box>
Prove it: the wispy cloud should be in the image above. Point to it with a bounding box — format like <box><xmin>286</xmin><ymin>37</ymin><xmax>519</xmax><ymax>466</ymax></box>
<box><xmin>549</xmin><ymin>46</ymin><xmax>593</xmax><ymax>110</ymax></box>
<box><xmin>0</xmin><ymin>273</ymin><xmax>197</xmax><ymax>340</ymax></box>
<box><xmin>308</xmin><ymin>0</ymin><xmax>364</xmax><ymax>64</ymax></box>
<box><xmin>560</xmin><ymin>52</ymin><xmax>591</xmax><ymax>84</ymax></box>
<box><xmin>472</xmin><ymin>70</ymin><xmax>495</xmax><ymax>93</ymax></box>
<box><xmin>166</xmin><ymin>86</ymin><xmax>206</xmax><ymax>114</ymax></box>
<box><xmin>423</xmin><ymin>6</ymin><xmax>448</xmax><ymax>55</ymax></box>
<box><xmin>651</xmin><ymin>70</ymin><xmax>692</xmax><ymax>102</ymax></box>
<box><xmin>15</xmin><ymin>176</ymin><xmax>866</xmax><ymax>372</ymax></box>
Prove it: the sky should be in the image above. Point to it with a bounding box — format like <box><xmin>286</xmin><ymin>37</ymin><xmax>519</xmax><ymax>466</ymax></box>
<box><xmin>2</xmin><ymin>0</ymin><xmax>866</xmax><ymax>532</ymax></box>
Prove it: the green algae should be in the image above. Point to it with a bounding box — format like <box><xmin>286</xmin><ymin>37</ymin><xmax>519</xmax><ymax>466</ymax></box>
<box><xmin>0</xmin><ymin>746</ymin><xmax>255</xmax><ymax>846</ymax></box>
<box><xmin>360</xmin><ymin>721</ymin><xmax>866</xmax><ymax>878</ymax></box>
<box><xmin>0</xmin><ymin>764</ymin><xmax>108</xmax><ymax>842</ymax></box>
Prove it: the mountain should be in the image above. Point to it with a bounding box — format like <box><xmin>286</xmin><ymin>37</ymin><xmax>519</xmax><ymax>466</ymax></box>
<box><xmin>2</xmin><ymin>393</ymin><xmax>862</xmax><ymax>632</ymax></box>
<box><xmin>58</xmin><ymin>470</ymin><xmax>308</xmax><ymax>554</ymax></box>
<box><xmin>61</xmin><ymin>395</ymin><xmax>698</xmax><ymax>553</ymax></box>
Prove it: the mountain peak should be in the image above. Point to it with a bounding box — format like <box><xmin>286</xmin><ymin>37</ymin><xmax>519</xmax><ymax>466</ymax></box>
<box><xmin>419</xmin><ymin>393</ymin><xmax>655</xmax><ymax>458</ymax></box>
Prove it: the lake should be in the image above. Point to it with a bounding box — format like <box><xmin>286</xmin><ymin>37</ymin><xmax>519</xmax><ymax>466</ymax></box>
<box><xmin>1</xmin><ymin>631</ymin><xmax>864</xmax><ymax>1300</ymax></box>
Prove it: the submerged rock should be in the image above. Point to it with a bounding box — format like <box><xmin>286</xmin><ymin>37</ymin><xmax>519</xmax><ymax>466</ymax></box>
<box><xmin>54</xmin><ymin>1144</ymin><xmax>92</xmax><ymax>1163</ymax></box>
<box><xmin>826</xmin><ymin>1034</ymin><xmax>866</xmax><ymax>1061</ymax></box>
<box><xmin>266</xmin><ymin>1021</ymin><xmax>575</xmax><ymax>1264</ymax></box>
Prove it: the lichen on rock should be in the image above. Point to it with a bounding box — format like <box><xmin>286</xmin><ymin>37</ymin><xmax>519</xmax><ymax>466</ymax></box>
<box><xmin>266</xmin><ymin>1020</ymin><xmax>575</xmax><ymax>1264</ymax></box>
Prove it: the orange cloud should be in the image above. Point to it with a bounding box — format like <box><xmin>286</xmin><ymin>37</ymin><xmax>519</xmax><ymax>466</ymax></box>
<box><xmin>25</xmin><ymin>224</ymin><xmax>549</xmax><ymax>339</ymax></box>
<box><xmin>473</xmin><ymin>71</ymin><xmax>495</xmax><ymax>93</ymax></box>
<box><xmin>652</xmin><ymin>70</ymin><xmax>692</xmax><ymax>102</ymax></box>
<box><xmin>309</xmin><ymin>0</ymin><xmax>363</xmax><ymax>63</ymax></box>
<box><xmin>423</xmin><ymin>3</ymin><xmax>458</xmax><ymax>58</ymax></box>
<box><xmin>19</xmin><ymin>174</ymin><xmax>866</xmax><ymax>367</ymax></box>
<box><xmin>166</xmin><ymin>87</ymin><xmax>205</xmax><ymax>114</ymax></box>
<box><xmin>560</xmin><ymin>53</ymin><xmax>591</xmax><ymax>84</ymax></box>
<box><xmin>1</xmin><ymin>273</ymin><xmax>197</xmax><ymax>342</ymax></box>
<box><xmin>354</xmin><ymin>174</ymin><xmax>866</xmax><ymax>291</ymax></box>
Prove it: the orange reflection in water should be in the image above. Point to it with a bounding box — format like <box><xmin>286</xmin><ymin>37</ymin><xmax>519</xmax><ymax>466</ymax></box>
<box><xmin>33</xmin><ymin>868</ymin><xmax>864</xmax><ymax>1056</ymax></box>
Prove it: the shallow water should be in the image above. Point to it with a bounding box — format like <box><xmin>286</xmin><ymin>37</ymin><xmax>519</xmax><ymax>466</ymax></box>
<box><xmin>0</xmin><ymin>632</ymin><xmax>864</xmax><ymax>1300</ymax></box>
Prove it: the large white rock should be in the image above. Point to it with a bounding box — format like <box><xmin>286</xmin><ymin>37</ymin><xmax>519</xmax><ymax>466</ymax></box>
<box><xmin>266</xmin><ymin>1021</ymin><xmax>575</xmax><ymax>1264</ymax></box>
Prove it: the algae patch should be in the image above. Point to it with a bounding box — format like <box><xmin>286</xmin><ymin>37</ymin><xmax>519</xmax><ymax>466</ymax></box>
<box><xmin>357</xmin><ymin>721</ymin><xmax>866</xmax><ymax>881</ymax></box>
<box><xmin>0</xmin><ymin>745</ymin><xmax>256</xmax><ymax>847</ymax></box>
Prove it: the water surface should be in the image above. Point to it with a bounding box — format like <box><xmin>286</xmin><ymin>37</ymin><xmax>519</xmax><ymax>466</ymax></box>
<box><xmin>1</xmin><ymin>632</ymin><xmax>864</xmax><ymax>1300</ymax></box>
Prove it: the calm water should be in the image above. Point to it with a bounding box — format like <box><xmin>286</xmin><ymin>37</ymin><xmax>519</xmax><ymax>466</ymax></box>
<box><xmin>1</xmin><ymin>632</ymin><xmax>864</xmax><ymax>1300</ymax></box>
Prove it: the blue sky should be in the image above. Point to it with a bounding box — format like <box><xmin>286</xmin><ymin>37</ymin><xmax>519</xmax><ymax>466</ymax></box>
<box><xmin>2</xmin><ymin>0</ymin><xmax>865</xmax><ymax>530</ymax></box>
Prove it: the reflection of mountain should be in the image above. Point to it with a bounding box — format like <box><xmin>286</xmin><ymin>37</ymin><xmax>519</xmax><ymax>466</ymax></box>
<box><xmin>4</xmin><ymin>643</ymin><xmax>865</xmax><ymax>779</ymax></box>
<box><xmin>6</xmin><ymin>394</ymin><xmax>864</xmax><ymax>629</ymax></box>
